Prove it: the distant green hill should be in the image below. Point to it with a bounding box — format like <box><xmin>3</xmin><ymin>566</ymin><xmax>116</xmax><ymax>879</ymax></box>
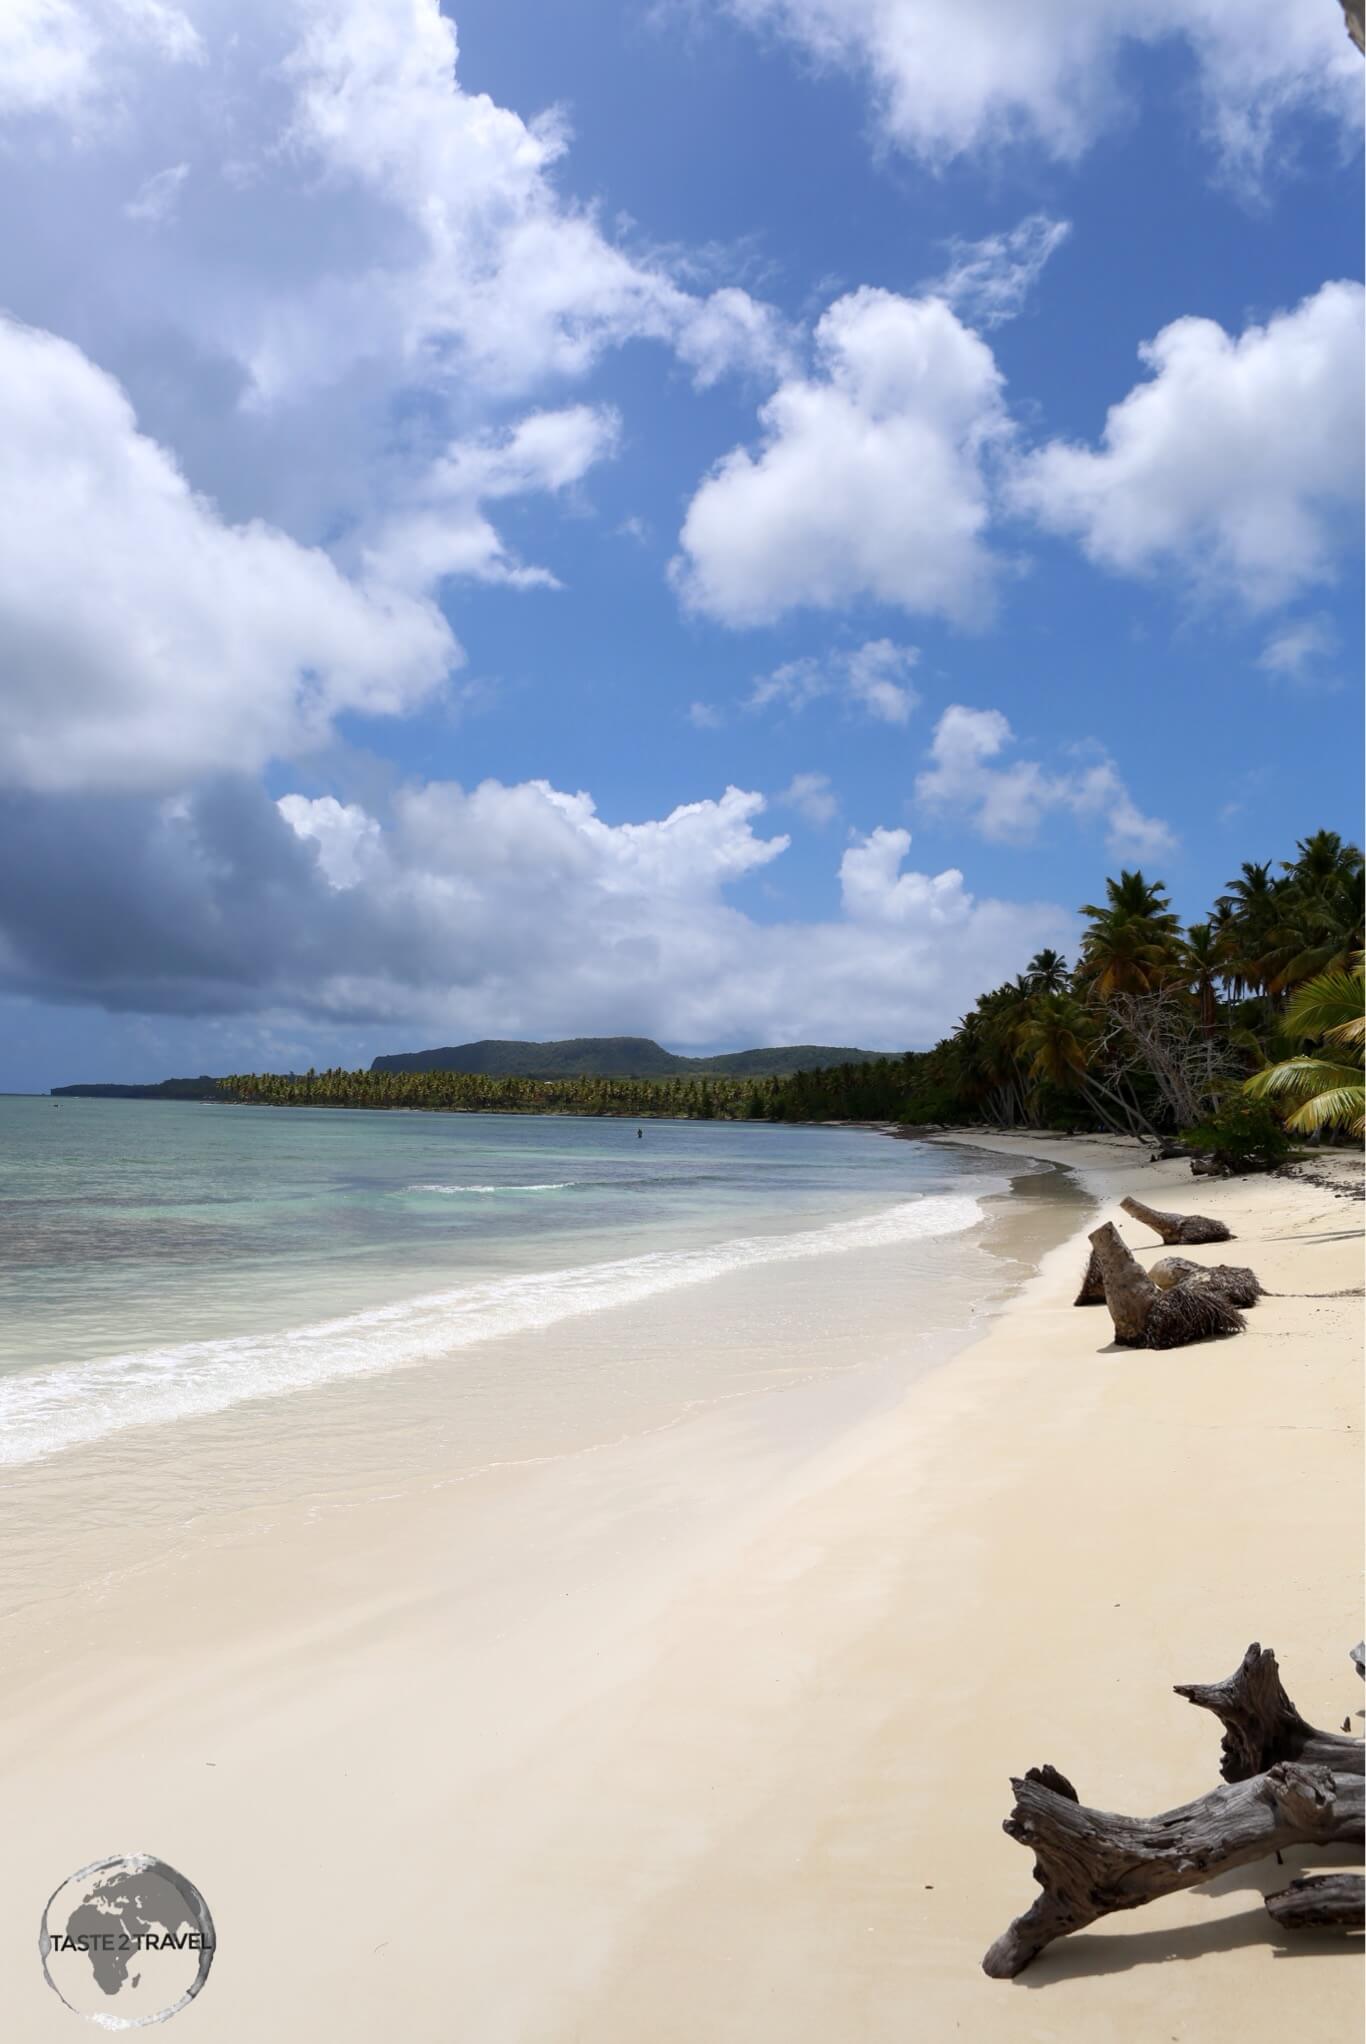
<box><xmin>51</xmin><ymin>1077</ymin><xmax>223</xmax><ymax>1101</ymax></box>
<box><xmin>370</xmin><ymin>1036</ymin><xmax>896</xmax><ymax>1080</ymax></box>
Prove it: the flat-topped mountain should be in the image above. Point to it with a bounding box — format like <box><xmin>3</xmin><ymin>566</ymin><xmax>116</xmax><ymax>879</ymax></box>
<box><xmin>370</xmin><ymin>1036</ymin><xmax>894</xmax><ymax>1080</ymax></box>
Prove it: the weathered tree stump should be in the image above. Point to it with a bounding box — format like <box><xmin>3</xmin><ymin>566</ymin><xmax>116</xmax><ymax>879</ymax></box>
<box><xmin>1089</xmin><ymin>1223</ymin><xmax>1245</xmax><ymax>1348</ymax></box>
<box><xmin>983</xmin><ymin>1762</ymin><xmax>1363</xmax><ymax>1978</ymax></box>
<box><xmin>1150</xmin><ymin>1256</ymin><xmax>1263</xmax><ymax>1307</ymax></box>
<box><xmin>1120</xmin><ymin>1196</ymin><xmax>1233</xmax><ymax>1245</ymax></box>
<box><xmin>1089</xmin><ymin>1222</ymin><xmax>1156</xmax><ymax>1341</ymax></box>
<box><xmin>984</xmin><ymin>1643</ymin><xmax>1366</xmax><ymax>1978</ymax></box>
<box><xmin>1175</xmin><ymin>1642</ymin><xmax>1364</xmax><ymax>1780</ymax></box>
<box><xmin>1074</xmin><ymin>1245</ymin><xmax>1107</xmax><ymax>1305</ymax></box>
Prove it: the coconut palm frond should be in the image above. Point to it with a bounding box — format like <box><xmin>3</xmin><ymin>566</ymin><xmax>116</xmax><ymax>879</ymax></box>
<box><xmin>1284</xmin><ymin>1087</ymin><xmax>1366</xmax><ymax>1138</ymax></box>
<box><xmin>1283</xmin><ymin>969</ymin><xmax>1366</xmax><ymax>1046</ymax></box>
<box><xmin>1246</xmin><ymin>1055</ymin><xmax>1365</xmax><ymax>1137</ymax></box>
<box><xmin>1247</xmin><ymin>1053</ymin><xmax>1362</xmax><ymax>1098</ymax></box>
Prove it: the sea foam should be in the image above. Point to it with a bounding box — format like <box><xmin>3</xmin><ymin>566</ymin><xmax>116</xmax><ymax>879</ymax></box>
<box><xmin>408</xmin><ymin>1182</ymin><xmax>576</xmax><ymax>1194</ymax></box>
<box><xmin>0</xmin><ymin>1194</ymin><xmax>982</xmax><ymax>1468</ymax></box>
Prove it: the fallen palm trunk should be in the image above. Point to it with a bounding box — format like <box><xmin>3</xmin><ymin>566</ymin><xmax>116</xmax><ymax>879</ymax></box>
<box><xmin>1265</xmin><ymin>1872</ymin><xmax>1365</xmax><ymax>1929</ymax></box>
<box><xmin>984</xmin><ymin>1644</ymin><xmax>1366</xmax><ymax>1979</ymax></box>
<box><xmin>1120</xmin><ymin>1195</ymin><xmax>1233</xmax><ymax>1245</ymax></box>
<box><xmin>1088</xmin><ymin>1222</ymin><xmax>1245</xmax><ymax>1347</ymax></box>
<box><xmin>1150</xmin><ymin>1255</ymin><xmax>1263</xmax><ymax>1307</ymax></box>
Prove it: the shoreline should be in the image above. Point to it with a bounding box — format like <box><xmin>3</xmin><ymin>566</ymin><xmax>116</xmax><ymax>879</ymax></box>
<box><xmin>1</xmin><ymin>1140</ymin><xmax>1360</xmax><ymax>2039</ymax></box>
<box><xmin>0</xmin><ymin>1149</ymin><xmax>1077</xmax><ymax>1628</ymax></box>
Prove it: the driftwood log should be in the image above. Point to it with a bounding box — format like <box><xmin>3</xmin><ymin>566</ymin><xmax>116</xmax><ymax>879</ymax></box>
<box><xmin>1150</xmin><ymin>1255</ymin><xmax>1263</xmax><ymax>1307</ymax></box>
<box><xmin>1265</xmin><ymin>1872</ymin><xmax>1365</xmax><ymax>1928</ymax></box>
<box><xmin>1120</xmin><ymin>1195</ymin><xmax>1232</xmax><ymax>1246</ymax></box>
<box><xmin>984</xmin><ymin>1644</ymin><xmax>1366</xmax><ymax>1979</ymax></box>
<box><xmin>1175</xmin><ymin>1642</ymin><xmax>1365</xmax><ymax>1781</ymax></box>
<box><xmin>983</xmin><ymin>1761</ymin><xmax>1363</xmax><ymax>1978</ymax></box>
<box><xmin>1088</xmin><ymin>1222</ymin><xmax>1245</xmax><ymax>1348</ymax></box>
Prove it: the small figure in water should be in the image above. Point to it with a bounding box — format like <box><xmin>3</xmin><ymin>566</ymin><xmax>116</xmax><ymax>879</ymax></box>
<box><xmin>637</xmin><ymin>1128</ymin><xmax>643</xmax><ymax>1139</ymax></box>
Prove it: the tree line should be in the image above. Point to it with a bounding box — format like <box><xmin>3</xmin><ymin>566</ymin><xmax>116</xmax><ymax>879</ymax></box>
<box><xmin>221</xmin><ymin>828</ymin><xmax>1363</xmax><ymax>1149</ymax></box>
<box><xmin>753</xmin><ymin>828</ymin><xmax>1364</xmax><ymax>1151</ymax></box>
<box><xmin>220</xmin><ymin>1066</ymin><xmax>756</xmax><ymax>1119</ymax></box>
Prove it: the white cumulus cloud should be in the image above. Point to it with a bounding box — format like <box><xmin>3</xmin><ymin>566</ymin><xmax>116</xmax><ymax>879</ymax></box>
<box><xmin>0</xmin><ymin>316</ymin><xmax>457</xmax><ymax>794</ymax></box>
<box><xmin>0</xmin><ymin>0</ymin><xmax>200</xmax><ymax>122</ymax></box>
<box><xmin>674</xmin><ymin>290</ymin><xmax>1008</xmax><ymax>627</ymax></box>
<box><xmin>361</xmin><ymin>405</ymin><xmax>621</xmax><ymax>595</ymax></box>
<box><xmin>0</xmin><ymin>0</ymin><xmax>786</xmax><ymax>557</ymax></box>
<box><xmin>717</xmin><ymin>0</ymin><xmax>1362</xmax><ymax>178</ymax></box>
<box><xmin>1011</xmin><ymin>280</ymin><xmax>1365</xmax><ymax>613</ymax></box>
<box><xmin>0</xmin><ymin>774</ymin><xmax>1071</xmax><ymax>1049</ymax></box>
<box><xmin>916</xmin><ymin>706</ymin><xmax>1176</xmax><ymax>861</ymax></box>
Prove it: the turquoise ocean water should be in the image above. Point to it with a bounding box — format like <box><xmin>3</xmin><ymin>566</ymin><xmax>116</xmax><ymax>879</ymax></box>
<box><xmin>0</xmin><ymin>1097</ymin><xmax>1032</xmax><ymax>1469</ymax></box>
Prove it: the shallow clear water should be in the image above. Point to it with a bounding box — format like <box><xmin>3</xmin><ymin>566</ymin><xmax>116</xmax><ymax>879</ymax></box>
<box><xmin>0</xmin><ymin>1098</ymin><xmax>1028</xmax><ymax>1467</ymax></box>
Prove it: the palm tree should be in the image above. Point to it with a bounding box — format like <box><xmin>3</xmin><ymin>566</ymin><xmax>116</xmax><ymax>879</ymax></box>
<box><xmin>1018</xmin><ymin>993</ymin><xmax>1091</xmax><ymax>1091</ymax></box>
<box><xmin>1016</xmin><ymin>992</ymin><xmax>1159</xmax><ymax>1140</ymax></box>
<box><xmin>1213</xmin><ymin>860</ymin><xmax>1280</xmax><ymax>996</ymax></box>
<box><xmin>1264</xmin><ymin>867</ymin><xmax>1364</xmax><ymax>992</ymax></box>
<box><xmin>1244</xmin><ymin>964</ymin><xmax>1364</xmax><ymax>1137</ymax></box>
<box><xmin>1283</xmin><ymin>829</ymin><xmax>1361</xmax><ymax>892</ymax></box>
<box><xmin>1079</xmin><ymin>870</ymin><xmax>1179</xmax><ymax>928</ymax></box>
<box><xmin>1077</xmin><ymin>916</ymin><xmax>1180</xmax><ymax>998</ymax></box>
<box><xmin>1256</xmin><ymin>833</ymin><xmax>1364</xmax><ymax>993</ymax></box>
<box><xmin>1076</xmin><ymin>869</ymin><xmax>1182</xmax><ymax>996</ymax></box>
<box><xmin>1024</xmin><ymin>948</ymin><xmax>1070</xmax><ymax>994</ymax></box>
<box><xmin>1181</xmin><ymin>923</ymin><xmax>1223</xmax><ymax>1035</ymax></box>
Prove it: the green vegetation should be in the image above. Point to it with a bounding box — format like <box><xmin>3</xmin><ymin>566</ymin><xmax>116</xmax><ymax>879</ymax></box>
<box><xmin>1245</xmin><ymin>965</ymin><xmax>1365</xmax><ymax>1138</ymax></box>
<box><xmin>746</xmin><ymin>828</ymin><xmax>1362</xmax><ymax>1155</ymax></box>
<box><xmin>370</xmin><ymin>1036</ymin><xmax>893</xmax><ymax>1080</ymax></box>
<box><xmin>1182</xmin><ymin>1098</ymin><xmax>1293</xmax><ymax>1174</ymax></box>
<box><xmin>183</xmin><ymin>829</ymin><xmax>1366</xmax><ymax>1153</ymax></box>
<box><xmin>221</xmin><ymin>1067</ymin><xmax>756</xmax><ymax>1119</ymax></box>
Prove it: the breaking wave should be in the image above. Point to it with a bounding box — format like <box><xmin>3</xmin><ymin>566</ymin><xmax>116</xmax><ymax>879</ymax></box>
<box><xmin>0</xmin><ymin>1194</ymin><xmax>983</xmax><ymax>1467</ymax></box>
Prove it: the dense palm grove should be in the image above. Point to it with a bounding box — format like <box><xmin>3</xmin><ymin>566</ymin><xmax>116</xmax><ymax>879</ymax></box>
<box><xmin>756</xmin><ymin>829</ymin><xmax>1364</xmax><ymax>1143</ymax></box>
<box><xmin>223</xmin><ymin>830</ymin><xmax>1363</xmax><ymax>1146</ymax></box>
<box><xmin>221</xmin><ymin>1067</ymin><xmax>756</xmax><ymax>1119</ymax></box>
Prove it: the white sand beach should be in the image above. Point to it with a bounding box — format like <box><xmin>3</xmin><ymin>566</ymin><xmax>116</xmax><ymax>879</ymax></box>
<box><xmin>1</xmin><ymin>1136</ymin><xmax>1361</xmax><ymax>2041</ymax></box>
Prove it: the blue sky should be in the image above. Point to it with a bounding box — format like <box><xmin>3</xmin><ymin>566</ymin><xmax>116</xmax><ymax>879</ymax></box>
<box><xmin>0</xmin><ymin>0</ymin><xmax>1361</xmax><ymax>1088</ymax></box>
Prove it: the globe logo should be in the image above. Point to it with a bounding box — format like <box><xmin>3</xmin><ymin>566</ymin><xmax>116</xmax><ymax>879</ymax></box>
<box><xmin>39</xmin><ymin>1854</ymin><xmax>215</xmax><ymax>2027</ymax></box>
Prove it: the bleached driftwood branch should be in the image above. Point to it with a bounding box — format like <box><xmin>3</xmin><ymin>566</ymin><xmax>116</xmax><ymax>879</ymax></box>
<box><xmin>984</xmin><ymin>1644</ymin><xmax>1365</xmax><ymax>1980</ymax></box>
